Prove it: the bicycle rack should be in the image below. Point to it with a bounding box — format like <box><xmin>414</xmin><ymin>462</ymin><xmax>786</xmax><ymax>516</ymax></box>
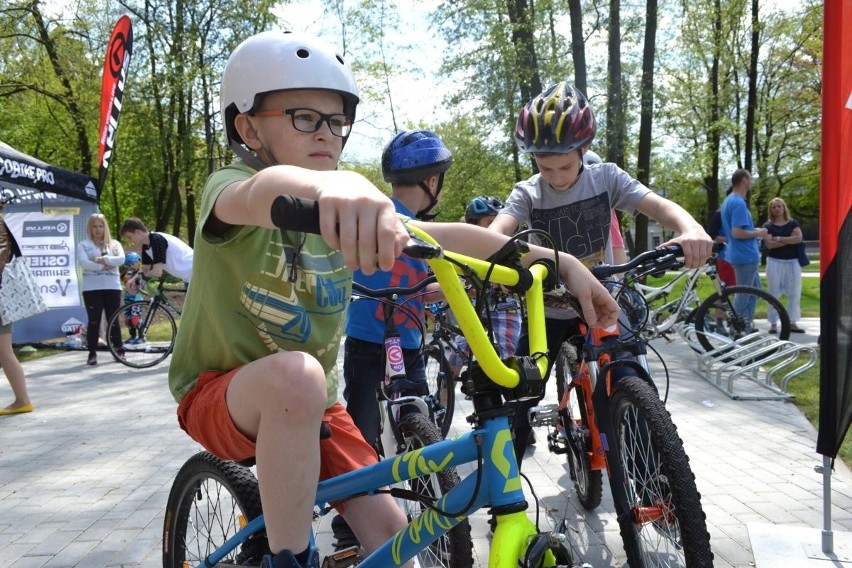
<box><xmin>677</xmin><ymin>325</ymin><xmax>818</xmax><ymax>400</ymax></box>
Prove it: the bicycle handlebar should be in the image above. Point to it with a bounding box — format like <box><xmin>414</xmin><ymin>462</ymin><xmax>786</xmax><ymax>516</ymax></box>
<box><xmin>271</xmin><ymin>194</ymin><xmax>551</xmax><ymax>388</ymax></box>
<box><xmin>352</xmin><ymin>275</ymin><xmax>437</xmax><ymax>299</ymax></box>
<box><xmin>590</xmin><ymin>241</ymin><xmax>724</xmax><ymax>280</ymax></box>
<box><xmin>591</xmin><ymin>245</ymin><xmax>685</xmax><ymax>279</ymax></box>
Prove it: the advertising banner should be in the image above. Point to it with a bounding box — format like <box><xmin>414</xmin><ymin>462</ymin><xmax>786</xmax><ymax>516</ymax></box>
<box><xmin>4</xmin><ymin>212</ymin><xmax>81</xmax><ymax>308</ymax></box>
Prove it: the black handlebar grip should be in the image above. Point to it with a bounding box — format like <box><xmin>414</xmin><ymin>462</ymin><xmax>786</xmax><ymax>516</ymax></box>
<box><xmin>270</xmin><ymin>195</ymin><xmax>321</xmax><ymax>234</ymax></box>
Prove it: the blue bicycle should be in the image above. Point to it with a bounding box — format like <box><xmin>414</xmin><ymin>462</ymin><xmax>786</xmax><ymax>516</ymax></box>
<box><xmin>161</xmin><ymin>198</ymin><xmax>707</xmax><ymax>567</ymax></box>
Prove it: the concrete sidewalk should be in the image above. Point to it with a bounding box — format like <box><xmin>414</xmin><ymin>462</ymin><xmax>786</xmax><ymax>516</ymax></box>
<box><xmin>1</xmin><ymin>317</ymin><xmax>850</xmax><ymax>567</ymax></box>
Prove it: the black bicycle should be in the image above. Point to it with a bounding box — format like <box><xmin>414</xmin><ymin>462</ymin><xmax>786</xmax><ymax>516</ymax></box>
<box><xmin>107</xmin><ymin>277</ymin><xmax>184</xmax><ymax>368</ymax></box>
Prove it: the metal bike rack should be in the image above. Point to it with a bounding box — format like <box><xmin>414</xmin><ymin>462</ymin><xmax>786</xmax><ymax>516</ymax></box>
<box><xmin>677</xmin><ymin>325</ymin><xmax>818</xmax><ymax>400</ymax></box>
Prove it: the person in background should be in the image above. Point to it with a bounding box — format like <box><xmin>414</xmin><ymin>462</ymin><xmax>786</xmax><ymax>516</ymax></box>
<box><xmin>583</xmin><ymin>150</ymin><xmax>628</xmax><ymax>265</ymax></box>
<box><xmin>447</xmin><ymin>195</ymin><xmax>523</xmax><ymax>375</ymax></box>
<box><xmin>0</xmin><ymin>208</ymin><xmax>32</xmax><ymax>416</ymax></box>
<box><xmin>120</xmin><ymin>252</ymin><xmax>145</xmax><ymax>344</ymax></box>
<box><xmin>706</xmin><ymin>186</ymin><xmax>736</xmax><ymax>334</ymax></box>
<box><xmin>720</xmin><ymin>169</ymin><xmax>767</xmax><ymax>330</ymax></box>
<box><xmin>489</xmin><ymin>81</ymin><xmax>713</xmax><ymax>465</ymax></box>
<box><xmin>77</xmin><ymin>213</ymin><xmax>126</xmax><ymax>366</ymax></box>
<box><xmin>119</xmin><ymin>218</ymin><xmax>193</xmax><ymax>284</ymax></box>
<box><xmin>762</xmin><ymin>197</ymin><xmax>806</xmax><ymax>333</ymax></box>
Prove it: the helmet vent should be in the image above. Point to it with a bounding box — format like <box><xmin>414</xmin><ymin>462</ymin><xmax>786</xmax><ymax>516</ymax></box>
<box><xmin>296</xmin><ymin>48</ymin><xmax>310</xmax><ymax>59</ymax></box>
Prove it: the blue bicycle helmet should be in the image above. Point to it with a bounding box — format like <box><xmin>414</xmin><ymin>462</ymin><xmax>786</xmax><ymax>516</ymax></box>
<box><xmin>382</xmin><ymin>130</ymin><xmax>453</xmax><ymax>220</ymax></box>
<box><xmin>125</xmin><ymin>252</ymin><xmax>141</xmax><ymax>265</ymax></box>
<box><xmin>465</xmin><ymin>196</ymin><xmax>505</xmax><ymax>224</ymax></box>
<box><xmin>382</xmin><ymin>130</ymin><xmax>453</xmax><ymax>184</ymax></box>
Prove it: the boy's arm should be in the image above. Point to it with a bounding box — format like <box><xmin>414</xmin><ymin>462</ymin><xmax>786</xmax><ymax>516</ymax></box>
<box><xmin>488</xmin><ymin>212</ymin><xmax>520</xmax><ymax>236</ymax></box>
<box><xmin>412</xmin><ymin>221</ymin><xmax>619</xmax><ymax>329</ymax></box>
<box><xmin>635</xmin><ymin>193</ymin><xmax>713</xmax><ymax>268</ymax></box>
<box><xmin>213</xmin><ymin>165</ymin><xmax>407</xmax><ymax>274</ymax></box>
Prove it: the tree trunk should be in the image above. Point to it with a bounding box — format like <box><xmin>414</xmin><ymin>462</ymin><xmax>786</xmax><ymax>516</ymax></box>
<box><xmin>744</xmin><ymin>0</ymin><xmax>759</xmax><ymax>172</ymax></box>
<box><xmin>634</xmin><ymin>0</ymin><xmax>658</xmax><ymax>255</ymax></box>
<box><xmin>605</xmin><ymin>0</ymin><xmax>625</xmax><ymax>167</ymax></box>
<box><xmin>568</xmin><ymin>0</ymin><xmax>587</xmax><ymax>95</ymax></box>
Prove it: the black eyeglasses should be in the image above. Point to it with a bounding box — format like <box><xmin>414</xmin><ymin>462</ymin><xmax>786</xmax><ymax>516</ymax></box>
<box><xmin>252</xmin><ymin>107</ymin><xmax>353</xmax><ymax>137</ymax></box>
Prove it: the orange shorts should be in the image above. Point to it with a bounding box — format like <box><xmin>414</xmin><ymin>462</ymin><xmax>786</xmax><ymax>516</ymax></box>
<box><xmin>176</xmin><ymin>368</ymin><xmax>379</xmax><ymax>482</ymax></box>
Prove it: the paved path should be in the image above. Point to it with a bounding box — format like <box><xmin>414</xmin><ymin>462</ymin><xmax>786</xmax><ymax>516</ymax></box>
<box><xmin>2</xmin><ymin>317</ymin><xmax>850</xmax><ymax>567</ymax></box>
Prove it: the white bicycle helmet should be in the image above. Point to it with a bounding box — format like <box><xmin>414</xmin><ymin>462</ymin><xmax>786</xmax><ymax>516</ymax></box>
<box><xmin>583</xmin><ymin>150</ymin><xmax>602</xmax><ymax>165</ymax></box>
<box><xmin>220</xmin><ymin>31</ymin><xmax>359</xmax><ymax>148</ymax></box>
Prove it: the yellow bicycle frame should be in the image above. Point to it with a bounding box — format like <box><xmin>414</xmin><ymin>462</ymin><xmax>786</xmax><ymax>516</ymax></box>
<box><xmin>407</xmin><ymin>224</ymin><xmax>559</xmax><ymax>567</ymax></box>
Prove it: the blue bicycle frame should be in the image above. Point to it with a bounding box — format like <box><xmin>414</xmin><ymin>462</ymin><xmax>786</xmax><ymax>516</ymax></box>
<box><xmin>197</xmin><ymin>413</ymin><xmax>539</xmax><ymax>568</ymax></box>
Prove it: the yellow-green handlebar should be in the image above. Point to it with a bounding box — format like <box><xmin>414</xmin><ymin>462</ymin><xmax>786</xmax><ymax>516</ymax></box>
<box><xmin>407</xmin><ymin>224</ymin><xmax>551</xmax><ymax>388</ymax></box>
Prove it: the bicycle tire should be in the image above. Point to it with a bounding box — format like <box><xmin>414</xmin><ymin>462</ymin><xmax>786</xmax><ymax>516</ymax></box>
<box><xmin>555</xmin><ymin>342</ymin><xmax>603</xmax><ymax>510</ymax></box>
<box><xmin>423</xmin><ymin>341</ymin><xmax>455</xmax><ymax>438</ymax></box>
<box><xmin>398</xmin><ymin>412</ymin><xmax>474</xmax><ymax>567</ymax></box>
<box><xmin>609</xmin><ymin>376</ymin><xmax>713</xmax><ymax>568</ymax></box>
<box><xmin>107</xmin><ymin>300</ymin><xmax>177</xmax><ymax>368</ymax></box>
<box><xmin>693</xmin><ymin>285</ymin><xmax>790</xmax><ymax>353</ymax></box>
<box><xmin>163</xmin><ymin>451</ymin><xmax>269</xmax><ymax>568</ymax></box>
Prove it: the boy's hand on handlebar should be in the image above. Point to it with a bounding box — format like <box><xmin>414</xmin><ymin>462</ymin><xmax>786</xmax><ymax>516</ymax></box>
<box><xmin>315</xmin><ymin>173</ymin><xmax>408</xmax><ymax>274</ymax></box>
<box><xmin>663</xmin><ymin>227</ymin><xmax>713</xmax><ymax>269</ymax></box>
<box><xmin>562</xmin><ymin>257</ymin><xmax>621</xmax><ymax>329</ymax></box>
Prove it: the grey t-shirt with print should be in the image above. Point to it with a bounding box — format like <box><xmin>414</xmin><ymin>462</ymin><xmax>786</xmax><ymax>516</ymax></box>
<box><xmin>501</xmin><ymin>162</ymin><xmax>651</xmax><ymax>318</ymax></box>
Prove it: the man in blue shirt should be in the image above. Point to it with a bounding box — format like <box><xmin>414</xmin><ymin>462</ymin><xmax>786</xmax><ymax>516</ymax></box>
<box><xmin>720</xmin><ymin>169</ymin><xmax>768</xmax><ymax>328</ymax></box>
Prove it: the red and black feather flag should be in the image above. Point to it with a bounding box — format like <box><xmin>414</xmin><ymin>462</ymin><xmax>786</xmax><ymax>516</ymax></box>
<box><xmin>816</xmin><ymin>0</ymin><xmax>852</xmax><ymax>459</ymax></box>
<box><xmin>97</xmin><ymin>15</ymin><xmax>133</xmax><ymax>195</ymax></box>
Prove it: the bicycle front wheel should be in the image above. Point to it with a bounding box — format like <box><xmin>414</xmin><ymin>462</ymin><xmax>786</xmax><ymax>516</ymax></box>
<box><xmin>555</xmin><ymin>342</ymin><xmax>603</xmax><ymax>510</ymax></box>
<box><xmin>163</xmin><ymin>452</ymin><xmax>269</xmax><ymax>568</ymax></box>
<box><xmin>108</xmin><ymin>300</ymin><xmax>177</xmax><ymax>368</ymax></box>
<box><xmin>398</xmin><ymin>413</ymin><xmax>473</xmax><ymax>567</ymax></box>
<box><xmin>693</xmin><ymin>285</ymin><xmax>790</xmax><ymax>353</ymax></box>
<box><xmin>609</xmin><ymin>376</ymin><xmax>713</xmax><ymax>568</ymax></box>
<box><xmin>423</xmin><ymin>342</ymin><xmax>455</xmax><ymax>438</ymax></box>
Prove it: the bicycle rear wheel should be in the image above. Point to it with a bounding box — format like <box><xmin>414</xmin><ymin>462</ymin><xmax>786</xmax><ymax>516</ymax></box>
<box><xmin>555</xmin><ymin>342</ymin><xmax>603</xmax><ymax>510</ymax></box>
<box><xmin>163</xmin><ymin>452</ymin><xmax>269</xmax><ymax>567</ymax></box>
<box><xmin>398</xmin><ymin>413</ymin><xmax>473</xmax><ymax>567</ymax></box>
<box><xmin>107</xmin><ymin>300</ymin><xmax>177</xmax><ymax>368</ymax></box>
<box><xmin>609</xmin><ymin>376</ymin><xmax>713</xmax><ymax>568</ymax></box>
<box><xmin>423</xmin><ymin>341</ymin><xmax>455</xmax><ymax>438</ymax></box>
<box><xmin>693</xmin><ymin>285</ymin><xmax>790</xmax><ymax>353</ymax></box>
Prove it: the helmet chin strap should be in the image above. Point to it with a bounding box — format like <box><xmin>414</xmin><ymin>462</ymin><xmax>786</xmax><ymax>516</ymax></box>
<box><xmin>415</xmin><ymin>174</ymin><xmax>444</xmax><ymax>221</ymax></box>
<box><xmin>231</xmin><ymin>141</ymin><xmax>269</xmax><ymax>171</ymax></box>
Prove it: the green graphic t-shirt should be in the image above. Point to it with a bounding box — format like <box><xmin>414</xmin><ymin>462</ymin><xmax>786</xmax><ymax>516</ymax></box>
<box><xmin>168</xmin><ymin>162</ymin><xmax>352</xmax><ymax>407</ymax></box>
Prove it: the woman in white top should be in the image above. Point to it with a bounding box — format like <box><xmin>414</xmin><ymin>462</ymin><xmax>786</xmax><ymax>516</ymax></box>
<box><xmin>76</xmin><ymin>213</ymin><xmax>125</xmax><ymax>365</ymax></box>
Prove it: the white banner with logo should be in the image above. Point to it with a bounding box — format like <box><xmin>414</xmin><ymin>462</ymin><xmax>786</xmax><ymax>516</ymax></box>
<box><xmin>5</xmin><ymin>212</ymin><xmax>80</xmax><ymax>308</ymax></box>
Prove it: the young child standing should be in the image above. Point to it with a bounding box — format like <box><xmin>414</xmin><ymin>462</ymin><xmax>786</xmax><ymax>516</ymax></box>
<box><xmin>489</xmin><ymin>81</ymin><xmax>713</xmax><ymax>464</ymax></box>
<box><xmin>169</xmin><ymin>33</ymin><xmax>620</xmax><ymax>568</ymax></box>
<box><xmin>120</xmin><ymin>252</ymin><xmax>144</xmax><ymax>344</ymax></box>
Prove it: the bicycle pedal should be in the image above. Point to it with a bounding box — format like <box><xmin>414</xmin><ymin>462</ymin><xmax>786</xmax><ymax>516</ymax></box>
<box><xmin>546</xmin><ymin>432</ymin><xmax>568</xmax><ymax>455</ymax></box>
<box><xmin>528</xmin><ymin>404</ymin><xmax>559</xmax><ymax>427</ymax></box>
<box><xmin>321</xmin><ymin>545</ymin><xmax>362</xmax><ymax>568</ymax></box>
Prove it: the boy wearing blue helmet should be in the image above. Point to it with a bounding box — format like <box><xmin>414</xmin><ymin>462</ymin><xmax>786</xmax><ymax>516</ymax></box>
<box><xmin>333</xmin><ymin>129</ymin><xmax>452</xmax><ymax>550</ymax></box>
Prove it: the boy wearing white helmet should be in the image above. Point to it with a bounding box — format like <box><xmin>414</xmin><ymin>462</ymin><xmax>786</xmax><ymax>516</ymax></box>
<box><xmin>490</xmin><ymin>82</ymin><xmax>713</xmax><ymax>464</ymax></box>
<box><xmin>168</xmin><ymin>34</ymin><xmax>621</xmax><ymax>568</ymax></box>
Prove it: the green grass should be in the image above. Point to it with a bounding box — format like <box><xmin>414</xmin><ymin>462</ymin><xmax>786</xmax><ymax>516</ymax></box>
<box><xmin>647</xmin><ymin>271</ymin><xmax>820</xmax><ymax>317</ymax></box>
<box><xmin>782</xmin><ymin>354</ymin><xmax>852</xmax><ymax>465</ymax></box>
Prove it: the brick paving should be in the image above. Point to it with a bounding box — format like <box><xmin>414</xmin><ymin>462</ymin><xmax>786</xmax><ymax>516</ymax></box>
<box><xmin>1</xmin><ymin>317</ymin><xmax>849</xmax><ymax>567</ymax></box>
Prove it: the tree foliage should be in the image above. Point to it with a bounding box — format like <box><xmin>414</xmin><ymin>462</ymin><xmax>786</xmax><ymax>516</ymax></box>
<box><xmin>0</xmin><ymin>0</ymin><xmax>823</xmax><ymax>246</ymax></box>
